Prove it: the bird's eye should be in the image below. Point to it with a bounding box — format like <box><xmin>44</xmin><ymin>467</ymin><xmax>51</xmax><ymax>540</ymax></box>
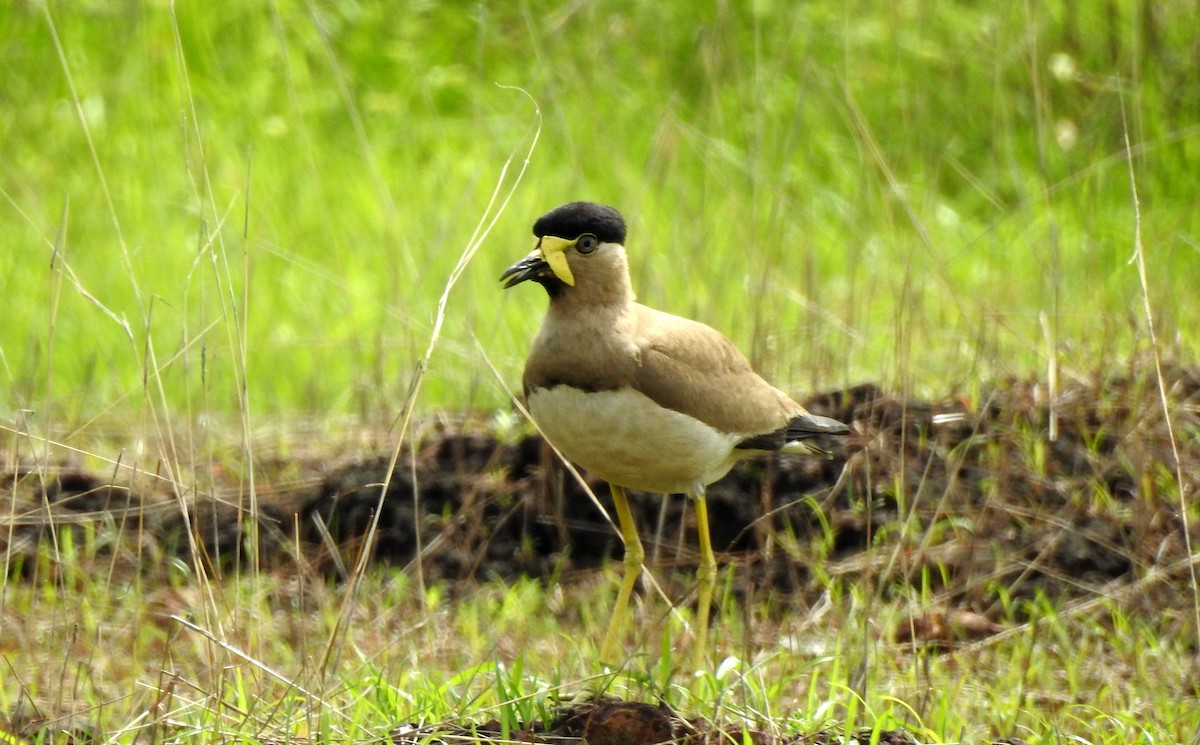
<box><xmin>575</xmin><ymin>234</ymin><xmax>598</xmax><ymax>254</ymax></box>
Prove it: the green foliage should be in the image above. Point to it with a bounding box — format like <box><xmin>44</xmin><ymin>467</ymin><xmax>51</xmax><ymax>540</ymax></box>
<box><xmin>3</xmin><ymin>0</ymin><xmax>1197</xmax><ymax>430</ymax></box>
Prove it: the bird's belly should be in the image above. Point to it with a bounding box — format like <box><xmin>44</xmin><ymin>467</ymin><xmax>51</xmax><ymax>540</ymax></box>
<box><xmin>527</xmin><ymin>386</ymin><xmax>743</xmax><ymax>495</ymax></box>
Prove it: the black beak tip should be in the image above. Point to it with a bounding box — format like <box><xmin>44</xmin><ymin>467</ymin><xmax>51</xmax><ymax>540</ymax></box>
<box><xmin>500</xmin><ymin>255</ymin><xmax>549</xmax><ymax>289</ymax></box>
<box><xmin>499</xmin><ymin>265</ymin><xmax>525</xmax><ymax>288</ymax></box>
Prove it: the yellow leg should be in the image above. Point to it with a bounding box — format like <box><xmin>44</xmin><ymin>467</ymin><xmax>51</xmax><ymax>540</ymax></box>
<box><xmin>692</xmin><ymin>488</ymin><xmax>717</xmax><ymax>671</ymax></box>
<box><xmin>599</xmin><ymin>484</ymin><xmax>644</xmax><ymax>663</ymax></box>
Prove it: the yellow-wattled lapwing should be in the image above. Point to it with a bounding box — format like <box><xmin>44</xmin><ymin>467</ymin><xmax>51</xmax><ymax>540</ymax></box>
<box><xmin>501</xmin><ymin>201</ymin><xmax>848</xmax><ymax>667</ymax></box>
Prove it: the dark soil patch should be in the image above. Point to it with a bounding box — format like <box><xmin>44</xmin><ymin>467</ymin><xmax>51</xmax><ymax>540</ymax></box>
<box><xmin>391</xmin><ymin>696</ymin><xmax>1024</xmax><ymax>745</ymax></box>
<box><xmin>6</xmin><ymin>365</ymin><xmax>1196</xmax><ymax>614</ymax></box>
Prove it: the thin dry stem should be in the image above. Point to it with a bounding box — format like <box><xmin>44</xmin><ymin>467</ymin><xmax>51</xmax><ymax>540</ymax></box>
<box><xmin>1119</xmin><ymin>94</ymin><xmax>1199</xmax><ymax>644</ymax></box>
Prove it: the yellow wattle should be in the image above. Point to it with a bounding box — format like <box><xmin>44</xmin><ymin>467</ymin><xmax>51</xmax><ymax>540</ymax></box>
<box><xmin>539</xmin><ymin>236</ymin><xmax>576</xmax><ymax>286</ymax></box>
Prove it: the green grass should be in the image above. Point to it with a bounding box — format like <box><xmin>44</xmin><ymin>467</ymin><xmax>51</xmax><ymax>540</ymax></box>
<box><xmin>3</xmin><ymin>1</ymin><xmax>1199</xmax><ymax>743</ymax></box>
<box><xmin>3</xmin><ymin>1</ymin><xmax>1197</xmax><ymax>426</ymax></box>
<box><xmin>3</xmin><ymin>540</ymin><xmax>1199</xmax><ymax>743</ymax></box>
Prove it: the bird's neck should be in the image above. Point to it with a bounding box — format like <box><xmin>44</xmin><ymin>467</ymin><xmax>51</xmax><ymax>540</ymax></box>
<box><xmin>530</xmin><ymin>289</ymin><xmax>640</xmax><ymax>392</ymax></box>
<box><xmin>548</xmin><ymin>245</ymin><xmax>635</xmax><ymax>310</ymax></box>
<box><xmin>547</xmin><ymin>261</ymin><xmax>635</xmax><ymax>314</ymax></box>
<box><xmin>547</xmin><ymin>284</ymin><xmax>633</xmax><ymax>316</ymax></box>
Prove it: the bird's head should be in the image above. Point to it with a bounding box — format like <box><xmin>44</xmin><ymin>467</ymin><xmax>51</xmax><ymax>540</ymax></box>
<box><xmin>501</xmin><ymin>201</ymin><xmax>628</xmax><ymax>298</ymax></box>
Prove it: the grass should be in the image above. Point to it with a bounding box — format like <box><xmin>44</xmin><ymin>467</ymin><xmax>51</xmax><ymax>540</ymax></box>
<box><xmin>3</xmin><ymin>537</ymin><xmax>1200</xmax><ymax>742</ymax></box>
<box><xmin>3</xmin><ymin>1</ymin><xmax>1198</xmax><ymax>423</ymax></box>
<box><xmin>4</xmin><ymin>375</ymin><xmax>1198</xmax><ymax>743</ymax></box>
<box><xmin>3</xmin><ymin>1</ymin><xmax>1199</xmax><ymax>743</ymax></box>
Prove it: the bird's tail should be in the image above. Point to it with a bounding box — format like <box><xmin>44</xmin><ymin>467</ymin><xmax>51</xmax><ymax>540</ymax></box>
<box><xmin>780</xmin><ymin>412</ymin><xmax>850</xmax><ymax>458</ymax></box>
<box><xmin>737</xmin><ymin>412</ymin><xmax>850</xmax><ymax>457</ymax></box>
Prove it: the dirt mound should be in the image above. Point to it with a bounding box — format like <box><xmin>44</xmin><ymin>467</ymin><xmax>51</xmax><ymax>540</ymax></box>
<box><xmin>391</xmin><ymin>696</ymin><xmax>1023</xmax><ymax>745</ymax></box>
<box><xmin>4</xmin><ymin>366</ymin><xmax>1197</xmax><ymax>617</ymax></box>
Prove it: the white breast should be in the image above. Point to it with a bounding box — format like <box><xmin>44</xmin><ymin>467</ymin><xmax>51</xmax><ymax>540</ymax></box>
<box><xmin>527</xmin><ymin>386</ymin><xmax>746</xmax><ymax>495</ymax></box>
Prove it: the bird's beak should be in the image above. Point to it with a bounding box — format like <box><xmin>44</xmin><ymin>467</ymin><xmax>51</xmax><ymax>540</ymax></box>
<box><xmin>500</xmin><ymin>236</ymin><xmax>576</xmax><ymax>288</ymax></box>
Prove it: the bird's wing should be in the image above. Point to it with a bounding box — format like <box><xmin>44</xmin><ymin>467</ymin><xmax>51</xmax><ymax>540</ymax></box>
<box><xmin>630</xmin><ymin>306</ymin><xmax>797</xmax><ymax>437</ymax></box>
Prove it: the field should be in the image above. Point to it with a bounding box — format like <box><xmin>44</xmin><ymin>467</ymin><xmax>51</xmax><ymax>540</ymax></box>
<box><xmin>2</xmin><ymin>1</ymin><xmax>1199</xmax><ymax>743</ymax></box>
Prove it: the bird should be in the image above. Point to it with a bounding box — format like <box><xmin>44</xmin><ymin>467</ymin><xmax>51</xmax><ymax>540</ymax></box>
<box><xmin>501</xmin><ymin>201</ymin><xmax>849</xmax><ymax>668</ymax></box>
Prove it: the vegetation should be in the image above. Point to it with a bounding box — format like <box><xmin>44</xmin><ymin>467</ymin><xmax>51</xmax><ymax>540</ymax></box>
<box><xmin>2</xmin><ymin>1</ymin><xmax>1197</xmax><ymax>743</ymax></box>
<box><xmin>4</xmin><ymin>1</ymin><xmax>1197</xmax><ymax>421</ymax></box>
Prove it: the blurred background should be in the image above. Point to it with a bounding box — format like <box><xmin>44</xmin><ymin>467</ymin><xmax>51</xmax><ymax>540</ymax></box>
<box><xmin>2</xmin><ymin>1</ymin><xmax>1197</xmax><ymax>438</ymax></box>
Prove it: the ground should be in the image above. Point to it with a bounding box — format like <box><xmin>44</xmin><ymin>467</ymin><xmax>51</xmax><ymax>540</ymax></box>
<box><xmin>3</xmin><ymin>364</ymin><xmax>1198</xmax><ymax>743</ymax></box>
